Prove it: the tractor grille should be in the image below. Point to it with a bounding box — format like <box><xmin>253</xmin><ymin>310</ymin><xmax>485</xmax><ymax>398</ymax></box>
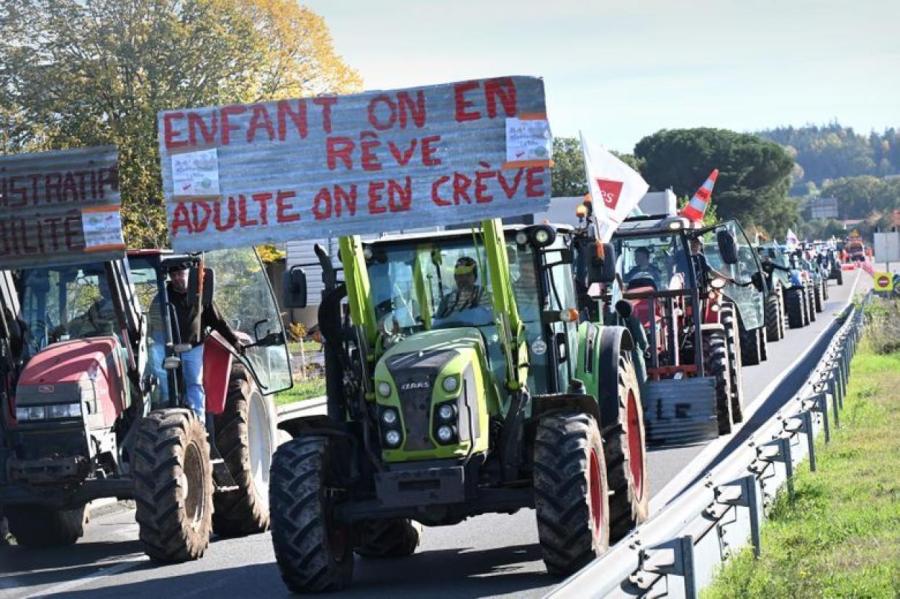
<box><xmin>386</xmin><ymin>350</ymin><xmax>457</xmax><ymax>451</ymax></box>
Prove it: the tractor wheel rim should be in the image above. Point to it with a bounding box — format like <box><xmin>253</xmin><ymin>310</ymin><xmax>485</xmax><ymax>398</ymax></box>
<box><xmin>626</xmin><ymin>389</ymin><xmax>645</xmax><ymax>500</ymax></box>
<box><xmin>589</xmin><ymin>448</ymin><xmax>604</xmax><ymax>538</ymax></box>
<box><xmin>248</xmin><ymin>391</ymin><xmax>272</xmax><ymax>495</ymax></box>
<box><xmin>183</xmin><ymin>442</ymin><xmax>205</xmax><ymax>527</ymax></box>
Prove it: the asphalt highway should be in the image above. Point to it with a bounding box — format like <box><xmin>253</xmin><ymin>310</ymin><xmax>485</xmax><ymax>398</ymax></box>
<box><xmin>0</xmin><ymin>270</ymin><xmax>867</xmax><ymax>599</ymax></box>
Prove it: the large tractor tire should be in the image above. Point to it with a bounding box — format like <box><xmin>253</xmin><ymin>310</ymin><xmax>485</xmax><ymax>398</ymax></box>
<box><xmin>822</xmin><ymin>278</ymin><xmax>830</xmax><ymax>300</ymax></box>
<box><xmin>603</xmin><ymin>353</ymin><xmax>648</xmax><ymax>543</ymax></box>
<box><xmin>213</xmin><ymin>364</ymin><xmax>277</xmax><ymax>537</ymax></box>
<box><xmin>814</xmin><ymin>280</ymin><xmax>824</xmax><ymax>313</ymax></box>
<box><xmin>739</xmin><ymin>320</ymin><xmax>763</xmax><ymax>366</ymax></box>
<box><xmin>720</xmin><ymin>304</ymin><xmax>744</xmax><ymax>424</ymax></box>
<box><xmin>5</xmin><ymin>504</ymin><xmax>85</xmax><ymax>547</ymax></box>
<box><xmin>836</xmin><ymin>269</ymin><xmax>844</xmax><ymax>285</ymax></box>
<box><xmin>270</xmin><ymin>436</ymin><xmax>353</xmax><ymax>593</ymax></box>
<box><xmin>765</xmin><ymin>293</ymin><xmax>784</xmax><ymax>342</ymax></box>
<box><xmin>703</xmin><ymin>329</ymin><xmax>733</xmax><ymax>435</ymax></box>
<box><xmin>759</xmin><ymin>324</ymin><xmax>769</xmax><ymax>362</ymax></box>
<box><xmin>355</xmin><ymin>519</ymin><xmax>421</xmax><ymax>558</ymax></box>
<box><xmin>534</xmin><ymin>411</ymin><xmax>609</xmax><ymax>576</ymax></box>
<box><xmin>785</xmin><ymin>288</ymin><xmax>805</xmax><ymax>329</ymax></box>
<box><xmin>133</xmin><ymin>409</ymin><xmax>213</xmax><ymax>563</ymax></box>
<box><xmin>806</xmin><ymin>283</ymin><xmax>817</xmax><ymax>322</ymax></box>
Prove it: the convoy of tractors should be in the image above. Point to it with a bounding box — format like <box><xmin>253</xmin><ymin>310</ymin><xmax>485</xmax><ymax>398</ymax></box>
<box><xmin>0</xmin><ymin>84</ymin><xmax>846</xmax><ymax>594</ymax></box>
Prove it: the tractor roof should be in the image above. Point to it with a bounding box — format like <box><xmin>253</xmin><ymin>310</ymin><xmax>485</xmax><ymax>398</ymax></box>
<box><xmin>369</xmin><ymin>223</ymin><xmax>575</xmax><ymax>246</ymax></box>
<box><xmin>613</xmin><ymin>214</ymin><xmax>698</xmax><ymax>238</ymax></box>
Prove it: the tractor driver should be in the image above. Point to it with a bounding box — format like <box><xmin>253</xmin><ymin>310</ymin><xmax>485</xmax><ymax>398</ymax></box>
<box><xmin>436</xmin><ymin>256</ymin><xmax>491</xmax><ymax>319</ymax></box>
<box><xmin>624</xmin><ymin>247</ymin><xmax>662</xmax><ymax>287</ymax></box>
<box><xmin>149</xmin><ymin>262</ymin><xmax>241</xmax><ymax>418</ymax></box>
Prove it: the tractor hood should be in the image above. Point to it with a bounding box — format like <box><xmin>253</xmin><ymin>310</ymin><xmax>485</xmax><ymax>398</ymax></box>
<box><xmin>16</xmin><ymin>336</ymin><xmax>129</xmax><ymax>427</ymax></box>
<box><xmin>373</xmin><ymin>327</ymin><xmax>497</xmax><ymax>462</ymax></box>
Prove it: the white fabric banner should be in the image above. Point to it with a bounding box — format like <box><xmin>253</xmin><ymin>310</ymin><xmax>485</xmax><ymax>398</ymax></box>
<box><xmin>580</xmin><ymin>132</ymin><xmax>649</xmax><ymax>242</ymax></box>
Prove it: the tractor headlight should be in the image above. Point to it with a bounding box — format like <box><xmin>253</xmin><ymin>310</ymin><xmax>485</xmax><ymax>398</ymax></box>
<box><xmin>441</xmin><ymin>375</ymin><xmax>459</xmax><ymax>393</ymax></box>
<box><xmin>377</xmin><ymin>381</ymin><xmax>392</xmax><ymax>398</ymax></box>
<box><xmin>48</xmin><ymin>403</ymin><xmax>82</xmax><ymax>419</ymax></box>
<box><xmin>436</xmin><ymin>425</ymin><xmax>456</xmax><ymax>444</ymax></box>
<box><xmin>384</xmin><ymin>429</ymin><xmax>402</xmax><ymax>447</ymax></box>
<box><xmin>437</xmin><ymin>403</ymin><xmax>456</xmax><ymax>421</ymax></box>
<box><xmin>381</xmin><ymin>407</ymin><xmax>399</xmax><ymax>426</ymax></box>
<box><xmin>710</xmin><ymin>277</ymin><xmax>726</xmax><ymax>290</ymax></box>
<box><xmin>515</xmin><ymin>231</ymin><xmax>529</xmax><ymax>246</ymax></box>
<box><xmin>15</xmin><ymin>406</ymin><xmax>45</xmax><ymax>421</ymax></box>
<box><xmin>534</xmin><ymin>229</ymin><xmax>551</xmax><ymax>245</ymax></box>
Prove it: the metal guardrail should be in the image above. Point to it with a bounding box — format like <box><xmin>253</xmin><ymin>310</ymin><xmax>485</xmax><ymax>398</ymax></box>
<box><xmin>275</xmin><ymin>395</ymin><xmax>327</xmax><ymax>423</ymax></box>
<box><xmin>549</xmin><ymin>293</ymin><xmax>870</xmax><ymax>599</ymax></box>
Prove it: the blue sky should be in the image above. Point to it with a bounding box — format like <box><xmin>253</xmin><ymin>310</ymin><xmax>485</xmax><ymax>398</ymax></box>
<box><xmin>305</xmin><ymin>0</ymin><xmax>899</xmax><ymax>153</ymax></box>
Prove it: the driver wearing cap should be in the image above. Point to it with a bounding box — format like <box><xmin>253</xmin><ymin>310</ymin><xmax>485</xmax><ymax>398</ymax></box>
<box><xmin>436</xmin><ymin>256</ymin><xmax>490</xmax><ymax>319</ymax></box>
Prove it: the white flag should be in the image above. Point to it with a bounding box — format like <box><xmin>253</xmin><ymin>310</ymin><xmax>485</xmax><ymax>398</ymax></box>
<box><xmin>785</xmin><ymin>228</ymin><xmax>799</xmax><ymax>249</ymax></box>
<box><xmin>580</xmin><ymin>131</ymin><xmax>649</xmax><ymax>242</ymax></box>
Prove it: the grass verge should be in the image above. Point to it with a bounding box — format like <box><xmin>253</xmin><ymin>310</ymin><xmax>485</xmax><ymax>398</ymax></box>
<box><xmin>275</xmin><ymin>378</ymin><xmax>326</xmax><ymax>406</ymax></box>
<box><xmin>703</xmin><ymin>345</ymin><xmax>900</xmax><ymax>598</ymax></box>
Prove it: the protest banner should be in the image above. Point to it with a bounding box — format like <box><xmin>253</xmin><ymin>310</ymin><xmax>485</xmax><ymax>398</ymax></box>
<box><xmin>157</xmin><ymin>76</ymin><xmax>552</xmax><ymax>252</ymax></box>
<box><xmin>0</xmin><ymin>146</ymin><xmax>123</xmax><ymax>269</ymax></box>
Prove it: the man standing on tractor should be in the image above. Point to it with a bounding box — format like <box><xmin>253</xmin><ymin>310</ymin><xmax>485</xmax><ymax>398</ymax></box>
<box><xmin>435</xmin><ymin>256</ymin><xmax>492</xmax><ymax>319</ymax></box>
<box><xmin>149</xmin><ymin>262</ymin><xmax>242</xmax><ymax>418</ymax></box>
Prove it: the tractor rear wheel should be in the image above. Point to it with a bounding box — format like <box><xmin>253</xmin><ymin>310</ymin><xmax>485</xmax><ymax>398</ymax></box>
<box><xmin>603</xmin><ymin>353</ymin><xmax>648</xmax><ymax>543</ymax></box>
<box><xmin>836</xmin><ymin>269</ymin><xmax>843</xmax><ymax>285</ymax></box>
<box><xmin>759</xmin><ymin>324</ymin><xmax>769</xmax><ymax>362</ymax></box>
<box><xmin>355</xmin><ymin>519</ymin><xmax>421</xmax><ymax>558</ymax></box>
<box><xmin>739</xmin><ymin>321</ymin><xmax>763</xmax><ymax>366</ymax></box>
<box><xmin>133</xmin><ymin>409</ymin><xmax>213</xmax><ymax>562</ymax></box>
<box><xmin>534</xmin><ymin>411</ymin><xmax>609</xmax><ymax>576</ymax></box>
<box><xmin>765</xmin><ymin>293</ymin><xmax>783</xmax><ymax>342</ymax></box>
<box><xmin>785</xmin><ymin>288</ymin><xmax>805</xmax><ymax>329</ymax></box>
<box><xmin>720</xmin><ymin>304</ymin><xmax>744</xmax><ymax>423</ymax></box>
<box><xmin>270</xmin><ymin>436</ymin><xmax>353</xmax><ymax>593</ymax></box>
<box><xmin>814</xmin><ymin>281</ymin><xmax>824</xmax><ymax>312</ymax></box>
<box><xmin>5</xmin><ymin>504</ymin><xmax>85</xmax><ymax>547</ymax></box>
<box><xmin>822</xmin><ymin>279</ymin><xmax>830</xmax><ymax>300</ymax></box>
<box><xmin>703</xmin><ymin>329</ymin><xmax>733</xmax><ymax>435</ymax></box>
<box><xmin>213</xmin><ymin>364</ymin><xmax>277</xmax><ymax>537</ymax></box>
<box><xmin>806</xmin><ymin>284</ymin><xmax>817</xmax><ymax>322</ymax></box>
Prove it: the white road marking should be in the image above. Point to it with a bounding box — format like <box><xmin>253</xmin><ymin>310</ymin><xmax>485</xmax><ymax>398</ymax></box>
<box><xmin>21</xmin><ymin>558</ymin><xmax>146</xmax><ymax>599</ymax></box>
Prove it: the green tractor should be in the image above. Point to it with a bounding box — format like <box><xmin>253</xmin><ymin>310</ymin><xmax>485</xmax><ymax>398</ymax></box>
<box><xmin>273</xmin><ymin>219</ymin><xmax>648</xmax><ymax>592</ymax></box>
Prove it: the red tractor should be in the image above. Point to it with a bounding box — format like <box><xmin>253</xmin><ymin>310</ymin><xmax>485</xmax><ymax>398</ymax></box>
<box><xmin>0</xmin><ymin>248</ymin><xmax>291</xmax><ymax>560</ymax></box>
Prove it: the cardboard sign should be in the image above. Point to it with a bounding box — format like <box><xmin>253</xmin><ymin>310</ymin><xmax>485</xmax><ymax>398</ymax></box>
<box><xmin>0</xmin><ymin>146</ymin><xmax>123</xmax><ymax>269</ymax></box>
<box><xmin>158</xmin><ymin>76</ymin><xmax>551</xmax><ymax>252</ymax></box>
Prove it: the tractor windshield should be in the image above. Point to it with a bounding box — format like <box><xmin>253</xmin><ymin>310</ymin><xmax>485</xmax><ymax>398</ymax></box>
<box><xmin>614</xmin><ymin>233</ymin><xmax>692</xmax><ymax>291</ymax></box>
<box><xmin>366</xmin><ymin>234</ymin><xmax>544</xmax><ymax>387</ymax></box>
<box><xmin>18</xmin><ymin>263</ymin><xmax>121</xmax><ymax>356</ymax></box>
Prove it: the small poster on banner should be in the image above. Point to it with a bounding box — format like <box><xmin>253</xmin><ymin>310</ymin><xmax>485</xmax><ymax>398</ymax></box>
<box><xmin>505</xmin><ymin>117</ymin><xmax>552</xmax><ymax>165</ymax></box>
<box><xmin>81</xmin><ymin>207</ymin><xmax>125</xmax><ymax>250</ymax></box>
<box><xmin>172</xmin><ymin>148</ymin><xmax>220</xmax><ymax>197</ymax></box>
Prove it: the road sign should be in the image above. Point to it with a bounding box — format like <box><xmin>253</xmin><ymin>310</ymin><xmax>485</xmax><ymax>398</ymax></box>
<box><xmin>874</xmin><ymin>232</ymin><xmax>900</xmax><ymax>264</ymax></box>
<box><xmin>873</xmin><ymin>272</ymin><xmax>892</xmax><ymax>291</ymax></box>
<box><xmin>0</xmin><ymin>146</ymin><xmax>124</xmax><ymax>269</ymax></box>
<box><xmin>157</xmin><ymin>76</ymin><xmax>552</xmax><ymax>252</ymax></box>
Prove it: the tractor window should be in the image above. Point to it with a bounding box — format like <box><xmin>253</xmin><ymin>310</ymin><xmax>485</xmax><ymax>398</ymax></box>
<box><xmin>18</xmin><ymin>264</ymin><xmax>120</xmax><ymax>355</ymax></box>
<box><xmin>205</xmin><ymin>248</ymin><xmax>292</xmax><ymax>395</ymax></box>
<box><xmin>615</xmin><ymin>235</ymin><xmax>690</xmax><ymax>291</ymax></box>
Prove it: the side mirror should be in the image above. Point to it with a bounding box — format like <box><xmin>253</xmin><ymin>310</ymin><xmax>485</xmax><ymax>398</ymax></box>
<box><xmin>589</xmin><ymin>243</ymin><xmax>617</xmax><ymax>284</ymax></box>
<box><xmin>717</xmin><ymin>230</ymin><xmax>739</xmax><ymax>265</ymax></box>
<box><xmin>202</xmin><ymin>268</ymin><xmax>215</xmax><ymax>306</ymax></box>
<box><xmin>283</xmin><ymin>266</ymin><xmax>308</xmax><ymax>309</ymax></box>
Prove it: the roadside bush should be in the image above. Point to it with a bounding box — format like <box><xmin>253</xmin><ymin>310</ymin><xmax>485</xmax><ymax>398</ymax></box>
<box><xmin>862</xmin><ymin>296</ymin><xmax>900</xmax><ymax>354</ymax></box>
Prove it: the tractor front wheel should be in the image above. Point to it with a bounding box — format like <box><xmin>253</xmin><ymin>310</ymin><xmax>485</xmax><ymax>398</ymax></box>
<box><xmin>739</xmin><ymin>321</ymin><xmax>763</xmax><ymax>366</ymax></box>
<box><xmin>603</xmin><ymin>353</ymin><xmax>648</xmax><ymax>543</ymax></box>
<box><xmin>133</xmin><ymin>409</ymin><xmax>213</xmax><ymax>562</ymax></box>
<box><xmin>270</xmin><ymin>436</ymin><xmax>353</xmax><ymax>593</ymax></box>
<box><xmin>720</xmin><ymin>304</ymin><xmax>744</xmax><ymax>423</ymax></box>
<box><xmin>785</xmin><ymin>288</ymin><xmax>804</xmax><ymax>329</ymax></box>
<box><xmin>213</xmin><ymin>364</ymin><xmax>277</xmax><ymax>537</ymax></box>
<box><xmin>704</xmin><ymin>329</ymin><xmax>733</xmax><ymax>435</ymax></box>
<box><xmin>5</xmin><ymin>504</ymin><xmax>85</xmax><ymax>547</ymax></box>
<box><xmin>534</xmin><ymin>411</ymin><xmax>609</xmax><ymax>576</ymax></box>
<box><xmin>765</xmin><ymin>293</ymin><xmax>784</xmax><ymax>342</ymax></box>
<box><xmin>806</xmin><ymin>284</ymin><xmax>817</xmax><ymax>322</ymax></box>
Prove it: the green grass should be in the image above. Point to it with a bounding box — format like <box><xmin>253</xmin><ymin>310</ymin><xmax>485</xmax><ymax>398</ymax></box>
<box><xmin>287</xmin><ymin>341</ymin><xmax>322</xmax><ymax>354</ymax></box>
<box><xmin>703</xmin><ymin>345</ymin><xmax>900</xmax><ymax>599</ymax></box>
<box><xmin>275</xmin><ymin>378</ymin><xmax>326</xmax><ymax>406</ymax></box>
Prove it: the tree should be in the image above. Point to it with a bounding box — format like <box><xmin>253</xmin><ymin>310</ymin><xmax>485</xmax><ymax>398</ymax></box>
<box><xmin>551</xmin><ymin>136</ymin><xmax>644</xmax><ymax>198</ymax></box>
<box><xmin>820</xmin><ymin>176</ymin><xmax>900</xmax><ymax>220</ymax></box>
<box><xmin>0</xmin><ymin>0</ymin><xmax>361</xmax><ymax>247</ymax></box>
<box><xmin>634</xmin><ymin>128</ymin><xmax>797</xmax><ymax>236</ymax></box>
